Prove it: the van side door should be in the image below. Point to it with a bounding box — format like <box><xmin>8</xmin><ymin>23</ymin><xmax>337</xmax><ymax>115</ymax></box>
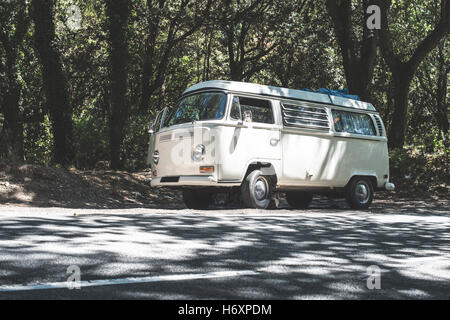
<box><xmin>279</xmin><ymin>101</ymin><xmax>333</xmax><ymax>186</ymax></box>
<box><xmin>220</xmin><ymin>95</ymin><xmax>281</xmax><ymax>181</ymax></box>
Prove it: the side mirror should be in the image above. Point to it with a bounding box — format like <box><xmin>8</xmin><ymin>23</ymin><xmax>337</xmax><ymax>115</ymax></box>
<box><xmin>243</xmin><ymin>110</ymin><xmax>253</xmax><ymax>122</ymax></box>
<box><xmin>147</xmin><ymin>124</ymin><xmax>154</xmax><ymax>134</ymax></box>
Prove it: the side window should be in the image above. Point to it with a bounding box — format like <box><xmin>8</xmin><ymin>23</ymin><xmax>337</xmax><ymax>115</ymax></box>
<box><xmin>230</xmin><ymin>96</ymin><xmax>241</xmax><ymax>120</ymax></box>
<box><xmin>238</xmin><ymin>97</ymin><xmax>274</xmax><ymax>124</ymax></box>
<box><xmin>332</xmin><ymin>110</ymin><xmax>376</xmax><ymax>136</ymax></box>
<box><xmin>281</xmin><ymin>103</ymin><xmax>329</xmax><ymax>131</ymax></box>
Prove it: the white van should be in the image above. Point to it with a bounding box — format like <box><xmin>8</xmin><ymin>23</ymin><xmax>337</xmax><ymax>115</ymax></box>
<box><xmin>148</xmin><ymin>80</ymin><xmax>395</xmax><ymax>210</ymax></box>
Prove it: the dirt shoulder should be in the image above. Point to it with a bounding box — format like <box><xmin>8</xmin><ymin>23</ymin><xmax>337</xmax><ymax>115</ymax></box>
<box><xmin>0</xmin><ymin>163</ymin><xmax>183</xmax><ymax>209</ymax></box>
<box><xmin>0</xmin><ymin>163</ymin><xmax>448</xmax><ymax>210</ymax></box>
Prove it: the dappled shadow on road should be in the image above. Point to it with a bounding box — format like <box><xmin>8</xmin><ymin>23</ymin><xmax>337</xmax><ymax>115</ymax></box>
<box><xmin>0</xmin><ymin>206</ymin><xmax>450</xmax><ymax>299</ymax></box>
<box><xmin>308</xmin><ymin>196</ymin><xmax>450</xmax><ymax>216</ymax></box>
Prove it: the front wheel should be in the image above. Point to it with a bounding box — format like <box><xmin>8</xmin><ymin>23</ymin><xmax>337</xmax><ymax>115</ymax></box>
<box><xmin>241</xmin><ymin>170</ymin><xmax>272</xmax><ymax>209</ymax></box>
<box><xmin>285</xmin><ymin>191</ymin><xmax>313</xmax><ymax>209</ymax></box>
<box><xmin>182</xmin><ymin>189</ymin><xmax>211</xmax><ymax>210</ymax></box>
<box><xmin>345</xmin><ymin>178</ymin><xmax>374</xmax><ymax>210</ymax></box>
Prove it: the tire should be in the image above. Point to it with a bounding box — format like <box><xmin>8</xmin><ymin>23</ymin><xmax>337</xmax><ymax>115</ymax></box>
<box><xmin>241</xmin><ymin>170</ymin><xmax>272</xmax><ymax>209</ymax></box>
<box><xmin>285</xmin><ymin>191</ymin><xmax>313</xmax><ymax>209</ymax></box>
<box><xmin>345</xmin><ymin>177</ymin><xmax>374</xmax><ymax>210</ymax></box>
<box><xmin>182</xmin><ymin>189</ymin><xmax>211</xmax><ymax>210</ymax></box>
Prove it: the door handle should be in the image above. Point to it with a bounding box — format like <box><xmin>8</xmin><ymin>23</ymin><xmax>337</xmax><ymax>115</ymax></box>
<box><xmin>270</xmin><ymin>138</ymin><xmax>280</xmax><ymax>146</ymax></box>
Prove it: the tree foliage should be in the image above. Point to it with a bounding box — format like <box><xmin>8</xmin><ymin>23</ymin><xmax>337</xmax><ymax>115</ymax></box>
<box><xmin>0</xmin><ymin>0</ymin><xmax>448</xmax><ymax>169</ymax></box>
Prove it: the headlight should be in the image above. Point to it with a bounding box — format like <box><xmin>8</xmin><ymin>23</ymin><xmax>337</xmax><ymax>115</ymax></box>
<box><xmin>152</xmin><ymin>151</ymin><xmax>159</xmax><ymax>165</ymax></box>
<box><xmin>193</xmin><ymin>144</ymin><xmax>205</xmax><ymax>161</ymax></box>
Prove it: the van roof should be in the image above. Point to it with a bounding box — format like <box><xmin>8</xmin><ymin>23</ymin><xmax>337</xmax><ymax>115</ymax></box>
<box><xmin>183</xmin><ymin>80</ymin><xmax>376</xmax><ymax>112</ymax></box>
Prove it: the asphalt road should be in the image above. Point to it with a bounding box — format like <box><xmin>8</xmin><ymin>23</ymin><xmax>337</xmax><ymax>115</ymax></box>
<box><xmin>0</xmin><ymin>201</ymin><xmax>449</xmax><ymax>299</ymax></box>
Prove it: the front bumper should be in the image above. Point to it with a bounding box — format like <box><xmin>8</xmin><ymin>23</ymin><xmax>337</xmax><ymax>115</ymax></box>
<box><xmin>151</xmin><ymin>175</ymin><xmax>240</xmax><ymax>187</ymax></box>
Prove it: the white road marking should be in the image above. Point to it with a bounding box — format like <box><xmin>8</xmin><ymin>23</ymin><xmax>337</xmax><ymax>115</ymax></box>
<box><xmin>0</xmin><ymin>270</ymin><xmax>259</xmax><ymax>292</ymax></box>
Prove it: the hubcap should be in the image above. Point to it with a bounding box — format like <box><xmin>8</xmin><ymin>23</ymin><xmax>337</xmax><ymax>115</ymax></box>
<box><xmin>254</xmin><ymin>178</ymin><xmax>268</xmax><ymax>201</ymax></box>
<box><xmin>355</xmin><ymin>182</ymin><xmax>370</xmax><ymax>204</ymax></box>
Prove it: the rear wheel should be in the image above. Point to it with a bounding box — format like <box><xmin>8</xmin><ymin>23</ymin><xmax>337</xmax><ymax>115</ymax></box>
<box><xmin>241</xmin><ymin>170</ymin><xmax>272</xmax><ymax>209</ymax></box>
<box><xmin>345</xmin><ymin>177</ymin><xmax>374</xmax><ymax>210</ymax></box>
<box><xmin>182</xmin><ymin>189</ymin><xmax>211</xmax><ymax>210</ymax></box>
<box><xmin>285</xmin><ymin>191</ymin><xmax>313</xmax><ymax>209</ymax></box>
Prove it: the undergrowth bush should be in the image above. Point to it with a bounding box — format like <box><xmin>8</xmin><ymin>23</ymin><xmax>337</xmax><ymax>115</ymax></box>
<box><xmin>389</xmin><ymin>146</ymin><xmax>449</xmax><ymax>197</ymax></box>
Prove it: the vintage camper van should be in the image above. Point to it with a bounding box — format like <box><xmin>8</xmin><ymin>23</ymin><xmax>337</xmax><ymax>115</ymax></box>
<box><xmin>147</xmin><ymin>80</ymin><xmax>395</xmax><ymax>210</ymax></box>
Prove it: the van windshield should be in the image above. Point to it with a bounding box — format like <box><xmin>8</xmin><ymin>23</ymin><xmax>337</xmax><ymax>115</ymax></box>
<box><xmin>164</xmin><ymin>92</ymin><xmax>227</xmax><ymax>127</ymax></box>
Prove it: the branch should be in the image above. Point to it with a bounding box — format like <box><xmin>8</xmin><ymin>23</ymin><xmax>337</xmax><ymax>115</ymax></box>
<box><xmin>326</xmin><ymin>0</ymin><xmax>357</xmax><ymax>63</ymax></box>
<box><xmin>242</xmin><ymin>62</ymin><xmax>265</xmax><ymax>81</ymax></box>
<box><xmin>0</xmin><ymin>27</ymin><xmax>9</xmax><ymax>51</ymax></box>
<box><xmin>360</xmin><ymin>1</ymin><xmax>377</xmax><ymax>79</ymax></box>
<box><xmin>235</xmin><ymin>0</ymin><xmax>264</xmax><ymax>21</ymax></box>
<box><xmin>375</xmin><ymin>0</ymin><xmax>403</xmax><ymax>71</ymax></box>
<box><xmin>168</xmin><ymin>0</ymin><xmax>213</xmax><ymax>47</ymax></box>
<box><xmin>242</xmin><ymin>40</ymin><xmax>277</xmax><ymax>62</ymax></box>
<box><xmin>12</xmin><ymin>2</ymin><xmax>30</xmax><ymax>47</ymax></box>
<box><xmin>377</xmin><ymin>0</ymin><xmax>449</xmax><ymax>76</ymax></box>
<box><xmin>416</xmin><ymin>68</ymin><xmax>435</xmax><ymax>98</ymax></box>
<box><xmin>407</xmin><ymin>0</ymin><xmax>450</xmax><ymax>71</ymax></box>
<box><xmin>237</xmin><ymin>20</ymin><xmax>250</xmax><ymax>63</ymax></box>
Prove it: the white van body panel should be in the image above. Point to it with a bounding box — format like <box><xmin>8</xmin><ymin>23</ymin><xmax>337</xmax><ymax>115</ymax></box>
<box><xmin>151</xmin><ymin>123</ymin><xmax>220</xmax><ymax>179</ymax></box>
<box><xmin>149</xmin><ymin>81</ymin><xmax>392</xmax><ymax>191</ymax></box>
<box><xmin>279</xmin><ymin>129</ymin><xmax>388</xmax><ymax>188</ymax></box>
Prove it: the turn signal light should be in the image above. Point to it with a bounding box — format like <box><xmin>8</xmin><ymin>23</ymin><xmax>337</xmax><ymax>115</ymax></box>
<box><xmin>200</xmin><ymin>166</ymin><xmax>214</xmax><ymax>173</ymax></box>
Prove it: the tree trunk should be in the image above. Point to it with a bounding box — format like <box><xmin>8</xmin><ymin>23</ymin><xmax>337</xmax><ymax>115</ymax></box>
<box><xmin>31</xmin><ymin>0</ymin><xmax>73</xmax><ymax>166</ymax></box>
<box><xmin>202</xmin><ymin>28</ymin><xmax>214</xmax><ymax>81</ymax></box>
<box><xmin>0</xmin><ymin>0</ymin><xmax>28</xmax><ymax>161</ymax></box>
<box><xmin>346</xmin><ymin>65</ymin><xmax>373</xmax><ymax>102</ymax></box>
<box><xmin>139</xmin><ymin>0</ymin><xmax>161</xmax><ymax>111</ymax></box>
<box><xmin>2</xmin><ymin>87</ymin><xmax>24</xmax><ymax>160</ymax></box>
<box><xmin>106</xmin><ymin>0</ymin><xmax>130</xmax><ymax>170</ymax></box>
<box><xmin>388</xmin><ymin>70</ymin><xmax>414</xmax><ymax>149</ymax></box>
<box><xmin>435</xmin><ymin>45</ymin><xmax>449</xmax><ymax>134</ymax></box>
<box><xmin>2</xmin><ymin>54</ymin><xmax>24</xmax><ymax>160</ymax></box>
<box><xmin>230</xmin><ymin>62</ymin><xmax>244</xmax><ymax>81</ymax></box>
<box><xmin>140</xmin><ymin>58</ymin><xmax>154</xmax><ymax>111</ymax></box>
<box><xmin>326</xmin><ymin>0</ymin><xmax>377</xmax><ymax>102</ymax></box>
